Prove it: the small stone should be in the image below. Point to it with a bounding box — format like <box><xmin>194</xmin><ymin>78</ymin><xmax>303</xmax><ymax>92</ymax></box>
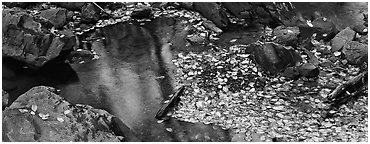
<box><xmin>57</xmin><ymin>117</ymin><xmax>64</xmax><ymax>122</ymax></box>
<box><xmin>272</xmin><ymin>106</ymin><xmax>284</xmax><ymax>111</ymax></box>
<box><xmin>64</xmin><ymin>110</ymin><xmax>71</xmax><ymax>115</ymax></box>
<box><xmin>165</xmin><ymin>128</ymin><xmax>173</xmax><ymax>132</ymax></box>
<box><xmin>31</xmin><ymin>105</ymin><xmax>38</xmax><ymax>112</ymax></box>
<box><xmin>276</xmin><ymin>113</ymin><xmax>284</xmax><ymax>118</ymax></box>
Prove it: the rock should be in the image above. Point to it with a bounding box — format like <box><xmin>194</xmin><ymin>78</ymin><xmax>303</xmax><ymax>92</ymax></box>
<box><xmin>81</xmin><ymin>3</ymin><xmax>101</xmax><ymax>23</ymax></box>
<box><xmin>352</xmin><ymin>24</ymin><xmax>368</xmax><ymax>35</ymax></box>
<box><xmin>38</xmin><ymin>8</ymin><xmax>68</xmax><ymax>29</ymax></box>
<box><xmin>3</xmin><ymin>90</ymin><xmax>10</xmax><ymax>109</ymax></box>
<box><xmin>3</xmin><ymin>2</ymin><xmax>37</xmax><ymax>8</ymax></box>
<box><xmin>178</xmin><ymin>2</ymin><xmax>194</xmax><ymax>10</ymax></box>
<box><xmin>2</xmin><ymin>8</ymin><xmax>76</xmax><ymax>68</ymax></box>
<box><xmin>51</xmin><ymin>2</ymin><xmax>85</xmax><ymax>11</ymax></box>
<box><xmin>331</xmin><ymin>27</ymin><xmax>356</xmax><ymax>52</ymax></box>
<box><xmin>202</xmin><ymin>20</ymin><xmax>223</xmax><ymax>34</ymax></box>
<box><xmin>273</xmin><ymin>26</ymin><xmax>300</xmax><ymax>47</ymax></box>
<box><xmin>357</xmin><ymin>35</ymin><xmax>368</xmax><ymax>44</ymax></box>
<box><xmin>299</xmin><ymin>17</ymin><xmax>338</xmax><ymax>42</ymax></box>
<box><xmin>193</xmin><ymin>2</ymin><xmax>230</xmax><ymax>29</ymax></box>
<box><xmin>222</xmin><ymin>2</ymin><xmax>254</xmax><ymax>19</ymax></box>
<box><xmin>66</xmin><ymin>49</ymin><xmax>95</xmax><ymax>63</ymax></box>
<box><xmin>251</xmin><ymin>42</ymin><xmax>301</xmax><ymax>75</ymax></box>
<box><xmin>186</xmin><ymin>33</ymin><xmax>206</xmax><ymax>45</ymax></box>
<box><xmin>131</xmin><ymin>6</ymin><xmax>152</xmax><ymax>19</ymax></box>
<box><xmin>342</xmin><ymin>41</ymin><xmax>368</xmax><ymax>65</ymax></box>
<box><xmin>2</xmin><ymin>86</ymin><xmax>124</xmax><ymax>142</ymax></box>
<box><xmin>281</xmin><ymin>67</ymin><xmax>300</xmax><ymax>79</ymax></box>
<box><xmin>298</xmin><ymin>63</ymin><xmax>320</xmax><ymax>78</ymax></box>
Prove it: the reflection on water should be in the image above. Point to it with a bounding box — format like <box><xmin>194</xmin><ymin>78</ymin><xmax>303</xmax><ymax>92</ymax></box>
<box><xmin>56</xmin><ymin>20</ymin><xmax>230</xmax><ymax>141</ymax></box>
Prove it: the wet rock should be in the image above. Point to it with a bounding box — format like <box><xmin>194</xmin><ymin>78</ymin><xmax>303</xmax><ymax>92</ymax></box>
<box><xmin>2</xmin><ymin>86</ymin><xmax>124</xmax><ymax>142</ymax></box>
<box><xmin>2</xmin><ymin>8</ymin><xmax>76</xmax><ymax>68</ymax></box>
<box><xmin>131</xmin><ymin>6</ymin><xmax>152</xmax><ymax>19</ymax></box>
<box><xmin>193</xmin><ymin>2</ymin><xmax>230</xmax><ymax>29</ymax></box>
<box><xmin>81</xmin><ymin>3</ymin><xmax>101</xmax><ymax>23</ymax></box>
<box><xmin>222</xmin><ymin>2</ymin><xmax>253</xmax><ymax>19</ymax></box>
<box><xmin>3</xmin><ymin>90</ymin><xmax>10</xmax><ymax>109</ymax></box>
<box><xmin>331</xmin><ymin>27</ymin><xmax>356</xmax><ymax>52</ymax></box>
<box><xmin>352</xmin><ymin>24</ymin><xmax>368</xmax><ymax>35</ymax></box>
<box><xmin>251</xmin><ymin>42</ymin><xmax>301</xmax><ymax>75</ymax></box>
<box><xmin>342</xmin><ymin>41</ymin><xmax>368</xmax><ymax>65</ymax></box>
<box><xmin>38</xmin><ymin>8</ymin><xmax>68</xmax><ymax>29</ymax></box>
<box><xmin>299</xmin><ymin>17</ymin><xmax>338</xmax><ymax>42</ymax></box>
<box><xmin>51</xmin><ymin>2</ymin><xmax>85</xmax><ymax>11</ymax></box>
<box><xmin>273</xmin><ymin>26</ymin><xmax>300</xmax><ymax>47</ymax></box>
<box><xmin>298</xmin><ymin>63</ymin><xmax>320</xmax><ymax>78</ymax></box>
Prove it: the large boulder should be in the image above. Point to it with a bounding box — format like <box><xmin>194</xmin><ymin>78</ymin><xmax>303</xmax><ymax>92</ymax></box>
<box><xmin>331</xmin><ymin>27</ymin><xmax>356</xmax><ymax>52</ymax></box>
<box><xmin>342</xmin><ymin>41</ymin><xmax>368</xmax><ymax>65</ymax></box>
<box><xmin>251</xmin><ymin>42</ymin><xmax>301</xmax><ymax>75</ymax></box>
<box><xmin>2</xmin><ymin>86</ymin><xmax>124</xmax><ymax>142</ymax></box>
<box><xmin>2</xmin><ymin>8</ymin><xmax>76</xmax><ymax>68</ymax></box>
<box><xmin>38</xmin><ymin>8</ymin><xmax>68</xmax><ymax>29</ymax></box>
<box><xmin>193</xmin><ymin>2</ymin><xmax>230</xmax><ymax>29</ymax></box>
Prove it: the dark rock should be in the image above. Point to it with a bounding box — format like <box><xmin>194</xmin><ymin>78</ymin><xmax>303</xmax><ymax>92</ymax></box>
<box><xmin>3</xmin><ymin>2</ymin><xmax>37</xmax><ymax>9</ymax></box>
<box><xmin>81</xmin><ymin>3</ymin><xmax>101</xmax><ymax>23</ymax></box>
<box><xmin>273</xmin><ymin>26</ymin><xmax>300</xmax><ymax>47</ymax></box>
<box><xmin>38</xmin><ymin>8</ymin><xmax>68</xmax><ymax>29</ymax></box>
<box><xmin>177</xmin><ymin>2</ymin><xmax>194</xmax><ymax>10</ymax></box>
<box><xmin>2</xmin><ymin>86</ymin><xmax>124</xmax><ymax>142</ymax></box>
<box><xmin>342</xmin><ymin>41</ymin><xmax>368</xmax><ymax>65</ymax></box>
<box><xmin>251</xmin><ymin>42</ymin><xmax>301</xmax><ymax>75</ymax></box>
<box><xmin>2</xmin><ymin>8</ymin><xmax>76</xmax><ymax>68</ymax></box>
<box><xmin>331</xmin><ymin>27</ymin><xmax>356</xmax><ymax>52</ymax></box>
<box><xmin>299</xmin><ymin>17</ymin><xmax>338</xmax><ymax>42</ymax></box>
<box><xmin>3</xmin><ymin>90</ymin><xmax>10</xmax><ymax>109</ymax></box>
<box><xmin>193</xmin><ymin>2</ymin><xmax>230</xmax><ymax>29</ymax></box>
<box><xmin>131</xmin><ymin>6</ymin><xmax>152</xmax><ymax>19</ymax></box>
<box><xmin>301</xmin><ymin>39</ymin><xmax>315</xmax><ymax>51</ymax></box>
<box><xmin>155</xmin><ymin>86</ymin><xmax>185</xmax><ymax>120</ymax></box>
<box><xmin>51</xmin><ymin>2</ymin><xmax>85</xmax><ymax>11</ymax></box>
<box><xmin>352</xmin><ymin>24</ymin><xmax>368</xmax><ymax>35</ymax></box>
<box><xmin>298</xmin><ymin>63</ymin><xmax>320</xmax><ymax>78</ymax></box>
<box><xmin>222</xmin><ymin>2</ymin><xmax>253</xmax><ymax>19</ymax></box>
<box><xmin>282</xmin><ymin>67</ymin><xmax>300</xmax><ymax>79</ymax></box>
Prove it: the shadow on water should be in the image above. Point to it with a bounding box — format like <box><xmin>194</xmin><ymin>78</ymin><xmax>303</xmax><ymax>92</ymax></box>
<box><xmin>55</xmin><ymin>18</ymin><xmax>230</xmax><ymax>141</ymax></box>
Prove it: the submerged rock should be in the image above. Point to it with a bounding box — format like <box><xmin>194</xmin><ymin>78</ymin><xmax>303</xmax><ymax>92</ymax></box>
<box><xmin>2</xmin><ymin>86</ymin><xmax>124</xmax><ymax>142</ymax></box>
<box><xmin>251</xmin><ymin>42</ymin><xmax>301</xmax><ymax>75</ymax></box>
